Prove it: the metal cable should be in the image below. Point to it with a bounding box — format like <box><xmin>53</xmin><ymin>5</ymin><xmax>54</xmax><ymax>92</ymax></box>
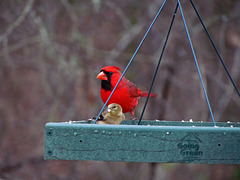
<box><xmin>138</xmin><ymin>3</ymin><xmax>179</xmax><ymax>125</ymax></box>
<box><xmin>178</xmin><ymin>0</ymin><xmax>216</xmax><ymax>126</ymax></box>
<box><xmin>190</xmin><ymin>0</ymin><xmax>240</xmax><ymax>98</ymax></box>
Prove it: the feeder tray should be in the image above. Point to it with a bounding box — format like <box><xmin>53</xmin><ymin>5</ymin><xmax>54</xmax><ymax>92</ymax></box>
<box><xmin>45</xmin><ymin>120</ymin><xmax>240</xmax><ymax>164</ymax></box>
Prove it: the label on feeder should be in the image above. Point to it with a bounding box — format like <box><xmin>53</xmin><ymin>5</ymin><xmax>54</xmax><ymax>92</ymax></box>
<box><xmin>177</xmin><ymin>133</ymin><xmax>203</xmax><ymax>158</ymax></box>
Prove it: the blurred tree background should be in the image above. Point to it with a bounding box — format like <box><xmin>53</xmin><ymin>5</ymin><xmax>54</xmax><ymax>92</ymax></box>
<box><xmin>0</xmin><ymin>0</ymin><xmax>240</xmax><ymax>179</ymax></box>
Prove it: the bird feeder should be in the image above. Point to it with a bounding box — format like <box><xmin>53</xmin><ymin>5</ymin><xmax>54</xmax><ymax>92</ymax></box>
<box><xmin>44</xmin><ymin>0</ymin><xmax>240</xmax><ymax>164</ymax></box>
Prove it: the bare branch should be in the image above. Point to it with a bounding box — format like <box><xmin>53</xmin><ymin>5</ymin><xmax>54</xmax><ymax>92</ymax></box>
<box><xmin>0</xmin><ymin>0</ymin><xmax>35</xmax><ymax>43</ymax></box>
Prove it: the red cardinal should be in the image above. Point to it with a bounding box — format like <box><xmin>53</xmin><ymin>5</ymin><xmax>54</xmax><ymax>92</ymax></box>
<box><xmin>97</xmin><ymin>66</ymin><xmax>156</xmax><ymax>118</ymax></box>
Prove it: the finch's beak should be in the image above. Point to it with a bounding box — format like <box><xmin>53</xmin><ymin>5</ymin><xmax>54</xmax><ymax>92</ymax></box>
<box><xmin>107</xmin><ymin>108</ymin><xmax>111</xmax><ymax>113</ymax></box>
<box><xmin>97</xmin><ymin>71</ymin><xmax>108</xmax><ymax>81</ymax></box>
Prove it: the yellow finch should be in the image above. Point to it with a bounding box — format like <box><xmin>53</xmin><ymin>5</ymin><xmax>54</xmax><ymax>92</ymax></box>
<box><xmin>97</xmin><ymin>103</ymin><xmax>125</xmax><ymax>125</ymax></box>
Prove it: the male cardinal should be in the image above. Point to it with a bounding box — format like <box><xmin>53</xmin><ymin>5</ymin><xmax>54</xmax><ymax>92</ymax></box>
<box><xmin>96</xmin><ymin>103</ymin><xmax>125</xmax><ymax>125</ymax></box>
<box><xmin>97</xmin><ymin>66</ymin><xmax>156</xmax><ymax>118</ymax></box>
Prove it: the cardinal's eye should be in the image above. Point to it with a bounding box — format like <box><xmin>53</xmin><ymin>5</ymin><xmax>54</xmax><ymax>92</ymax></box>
<box><xmin>103</xmin><ymin>71</ymin><xmax>113</xmax><ymax>77</ymax></box>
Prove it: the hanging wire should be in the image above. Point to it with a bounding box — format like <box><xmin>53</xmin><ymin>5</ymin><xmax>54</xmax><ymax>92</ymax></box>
<box><xmin>190</xmin><ymin>0</ymin><xmax>240</xmax><ymax>98</ymax></box>
<box><xmin>94</xmin><ymin>0</ymin><xmax>168</xmax><ymax>124</ymax></box>
<box><xmin>178</xmin><ymin>0</ymin><xmax>216</xmax><ymax>126</ymax></box>
<box><xmin>138</xmin><ymin>3</ymin><xmax>179</xmax><ymax>125</ymax></box>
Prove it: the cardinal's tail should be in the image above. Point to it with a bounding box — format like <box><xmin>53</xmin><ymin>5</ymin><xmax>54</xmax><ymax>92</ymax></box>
<box><xmin>140</xmin><ymin>91</ymin><xmax>157</xmax><ymax>98</ymax></box>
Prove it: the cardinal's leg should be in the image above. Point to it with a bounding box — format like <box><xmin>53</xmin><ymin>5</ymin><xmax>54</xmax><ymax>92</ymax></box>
<box><xmin>130</xmin><ymin>110</ymin><xmax>137</xmax><ymax>124</ymax></box>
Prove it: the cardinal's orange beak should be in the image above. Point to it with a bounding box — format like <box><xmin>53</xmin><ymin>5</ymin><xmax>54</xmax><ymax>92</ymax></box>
<box><xmin>97</xmin><ymin>71</ymin><xmax>108</xmax><ymax>81</ymax></box>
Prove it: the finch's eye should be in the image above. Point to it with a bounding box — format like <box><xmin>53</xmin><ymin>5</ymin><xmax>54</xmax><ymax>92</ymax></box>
<box><xmin>113</xmin><ymin>106</ymin><xmax>116</xmax><ymax>109</ymax></box>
